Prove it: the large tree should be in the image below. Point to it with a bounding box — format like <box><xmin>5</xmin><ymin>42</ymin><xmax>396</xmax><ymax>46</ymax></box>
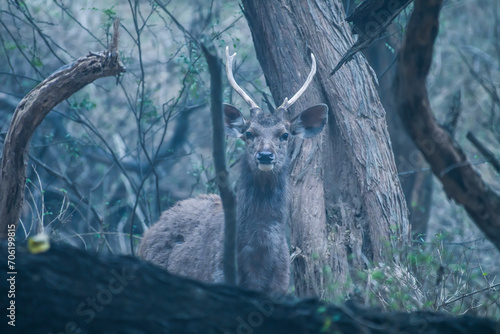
<box><xmin>354</xmin><ymin>20</ymin><xmax>433</xmax><ymax>238</ymax></box>
<box><xmin>241</xmin><ymin>0</ymin><xmax>410</xmax><ymax>298</ymax></box>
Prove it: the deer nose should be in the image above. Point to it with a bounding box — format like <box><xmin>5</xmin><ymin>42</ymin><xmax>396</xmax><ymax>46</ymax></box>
<box><xmin>257</xmin><ymin>151</ymin><xmax>275</xmax><ymax>164</ymax></box>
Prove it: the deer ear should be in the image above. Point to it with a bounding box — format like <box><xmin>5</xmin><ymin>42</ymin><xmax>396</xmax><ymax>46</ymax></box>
<box><xmin>290</xmin><ymin>104</ymin><xmax>328</xmax><ymax>139</ymax></box>
<box><xmin>224</xmin><ymin>104</ymin><xmax>248</xmax><ymax>138</ymax></box>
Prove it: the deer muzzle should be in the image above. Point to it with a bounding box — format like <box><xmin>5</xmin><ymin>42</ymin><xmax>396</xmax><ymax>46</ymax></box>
<box><xmin>257</xmin><ymin>151</ymin><xmax>275</xmax><ymax>171</ymax></box>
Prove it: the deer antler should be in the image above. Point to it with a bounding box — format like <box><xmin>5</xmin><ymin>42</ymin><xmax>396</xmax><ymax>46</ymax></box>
<box><xmin>278</xmin><ymin>53</ymin><xmax>317</xmax><ymax>110</ymax></box>
<box><xmin>225</xmin><ymin>46</ymin><xmax>260</xmax><ymax>110</ymax></box>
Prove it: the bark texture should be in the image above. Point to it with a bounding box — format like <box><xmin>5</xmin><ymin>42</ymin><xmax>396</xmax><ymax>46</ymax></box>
<box><xmin>1</xmin><ymin>242</ymin><xmax>496</xmax><ymax>334</ymax></box>
<box><xmin>241</xmin><ymin>0</ymin><xmax>410</xmax><ymax>298</ymax></box>
<box><xmin>0</xmin><ymin>20</ymin><xmax>125</xmax><ymax>239</ymax></box>
<box><xmin>395</xmin><ymin>0</ymin><xmax>500</xmax><ymax>251</ymax></box>
<box><xmin>361</xmin><ymin>27</ymin><xmax>432</xmax><ymax>238</ymax></box>
<box><xmin>340</xmin><ymin>0</ymin><xmax>433</xmax><ymax>236</ymax></box>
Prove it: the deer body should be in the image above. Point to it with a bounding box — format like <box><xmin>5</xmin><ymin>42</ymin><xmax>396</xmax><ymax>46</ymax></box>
<box><xmin>139</xmin><ymin>47</ymin><xmax>327</xmax><ymax>295</ymax></box>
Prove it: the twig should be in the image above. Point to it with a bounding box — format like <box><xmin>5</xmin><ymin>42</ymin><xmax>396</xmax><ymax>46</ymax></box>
<box><xmin>154</xmin><ymin>0</ymin><xmax>201</xmax><ymax>49</ymax></box>
<box><xmin>458</xmin><ymin>49</ymin><xmax>500</xmax><ymax>108</ymax></box>
<box><xmin>262</xmin><ymin>92</ymin><xmax>276</xmax><ymax>113</ymax></box>
<box><xmin>466</xmin><ymin>132</ymin><xmax>500</xmax><ymax>173</ymax></box>
<box><xmin>28</xmin><ymin>155</ymin><xmax>104</xmax><ymax>226</ymax></box>
<box><xmin>330</xmin><ymin>0</ymin><xmax>413</xmax><ymax>75</ymax></box>
<box><xmin>441</xmin><ymin>282</ymin><xmax>500</xmax><ymax>307</ymax></box>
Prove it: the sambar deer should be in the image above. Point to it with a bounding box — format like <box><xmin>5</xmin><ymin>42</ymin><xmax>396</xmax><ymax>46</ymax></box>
<box><xmin>139</xmin><ymin>47</ymin><xmax>327</xmax><ymax>295</ymax></box>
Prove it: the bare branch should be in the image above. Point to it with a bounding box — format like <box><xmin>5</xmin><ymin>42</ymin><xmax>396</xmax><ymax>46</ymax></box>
<box><xmin>29</xmin><ymin>155</ymin><xmax>104</xmax><ymax>223</ymax></box>
<box><xmin>395</xmin><ymin>0</ymin><xmax>500</xmax><ymax>251</ymax></box>
<box><xmin>441</xmin><ymin>282</ymin><xmax>500</xmax><ymax>308</ymax></box>
<box><xmin>330</xmin><ymin>0</ymin><xmax>413</xmax><ymax>75</ymax></box>
<box><xmin>0</xmin><ymin>22</ymin><xmax>126</xmax><ymax>239</ymax></box>
<box><xmin>466</xmin><ymin>132</ymin><xmax>500</xmax><ymax>173</ymax></box>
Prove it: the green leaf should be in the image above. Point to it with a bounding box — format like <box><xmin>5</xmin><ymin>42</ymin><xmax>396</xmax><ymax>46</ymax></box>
<box><xmin>320</xmin><ymin>318</ymin><xmax>331</xmax><ymax>332</ymax></box>
<box><xmin>317</xmin><ymin>306</ymin><xmax>327</xmax><ymax>314</ymax></box>
<box><xmin>32</xmin><ymin>57</ymin><xmax>43</xmax><ymax>68</ymax></box>
<box><xmin>371</xmin><ymin>270</ymin><xmax>385</xmax><ymax>281</ymax></box>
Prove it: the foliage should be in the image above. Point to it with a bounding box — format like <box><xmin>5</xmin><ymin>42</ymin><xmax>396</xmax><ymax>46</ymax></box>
<box><xmin>353</xmin><ymin>233</ymin><xmax>500</xmax><ymax>317</ymax></box>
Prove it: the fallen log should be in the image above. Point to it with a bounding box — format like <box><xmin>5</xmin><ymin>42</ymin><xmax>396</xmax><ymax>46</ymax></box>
<box><xmin>0</xmin><ymin>242</ymin><xmax>496</xmax><ymax>333</ymax></box>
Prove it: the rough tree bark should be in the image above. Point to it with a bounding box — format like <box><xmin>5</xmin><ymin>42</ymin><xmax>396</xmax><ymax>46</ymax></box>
<box><xmin>395</xmin><ymin>0</ymin><xmax>500</xmax><ymax>251</ymax></box>
<box><xmin>1</xmin><ymin>242</ymin><xmax>495</xmax><ymax>333</ymax></box>
<box><xmin>364</xmin><ymin>35</ymin><xmax>433</xmax><ymax>238</ymax></box>
<box><xmin>344</xmin><ymin>7</ymin><xmax>433</xmax><ymax>237</ymax></box>
<box><xmin>241</xmin><ymin>0</ymin><xmax>410</xmax><ymax>298</ymax></box>
<box><xmin>338</xmin><ymin>0</ymin><xmax>433</xmax><ymax>237</ymax></box>
<box><xmin>0</xmin><ymin>19</ymin><xmax>126</xmax><ymax>239</ymax></box>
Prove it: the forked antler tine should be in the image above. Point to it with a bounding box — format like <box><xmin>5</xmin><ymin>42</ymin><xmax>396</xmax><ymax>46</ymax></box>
<box><xmin>225</xmin><ymin>46</ymin><xmax>260</xmax><ymax>110</ymax></box>
<box><xmin>278</xmin><ymin>53</ymin><xmax>317</xmax><ymax>110</ymax></box>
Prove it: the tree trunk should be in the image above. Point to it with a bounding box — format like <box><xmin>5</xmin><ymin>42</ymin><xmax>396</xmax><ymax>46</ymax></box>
<box><xmin>1</xmin><ymin>242</ymin><xmax>495</xmax><ymax>334</ymax></box>
<box><xmin>241</xmin><ymin>0</ymin><xmax>410</xmax><ymax>298</ymax></box>
<box><xmin>361</xmin><ymin>26</ymin><xmax>433</xmax><ymax>238</ymax></box>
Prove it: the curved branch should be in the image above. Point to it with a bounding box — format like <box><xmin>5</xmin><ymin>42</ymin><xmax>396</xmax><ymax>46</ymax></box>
<box><xmin>0</xmin><ymin>20</ymin><xmax>126</xmax><ymax>239</ymax></box>
<box><xmin>395</xmin><ymin>0</ymin><xmax>500</xmax><ymax>250</ymax></box>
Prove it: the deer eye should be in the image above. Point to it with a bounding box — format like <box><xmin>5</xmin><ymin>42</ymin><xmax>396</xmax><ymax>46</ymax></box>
<box><xmin>245</xmin><ymin>131</ymin><xmax>254</xmax><ymax>140</ymax></box>
<box><xmin>280</xmin><ymin>132</ymin><xmax>289</xmax><ymax>141</ymax></box>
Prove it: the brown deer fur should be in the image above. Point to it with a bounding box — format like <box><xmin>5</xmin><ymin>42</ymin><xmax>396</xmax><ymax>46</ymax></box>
<box><xmin>139</xmin><ymin>49</ymin><xmax>327</xmax><ymax>295</ymax></box>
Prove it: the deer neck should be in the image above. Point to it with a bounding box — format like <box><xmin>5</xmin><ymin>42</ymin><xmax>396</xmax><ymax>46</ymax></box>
<box><xmin>235</xmin><ymin>158</ymin><xmax>290</xmax><ymax>293</ymax></box>
<box><xmin>236</xmin><ymin>158</ymin><xmax>289</xmax><ymax>232</ymax></box>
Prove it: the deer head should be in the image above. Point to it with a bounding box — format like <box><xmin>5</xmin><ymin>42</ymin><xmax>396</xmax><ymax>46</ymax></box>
<box><xmin>224</xmin><ymin>47</ymin><xmax>328</xmax><ymax>175</ymax></box>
